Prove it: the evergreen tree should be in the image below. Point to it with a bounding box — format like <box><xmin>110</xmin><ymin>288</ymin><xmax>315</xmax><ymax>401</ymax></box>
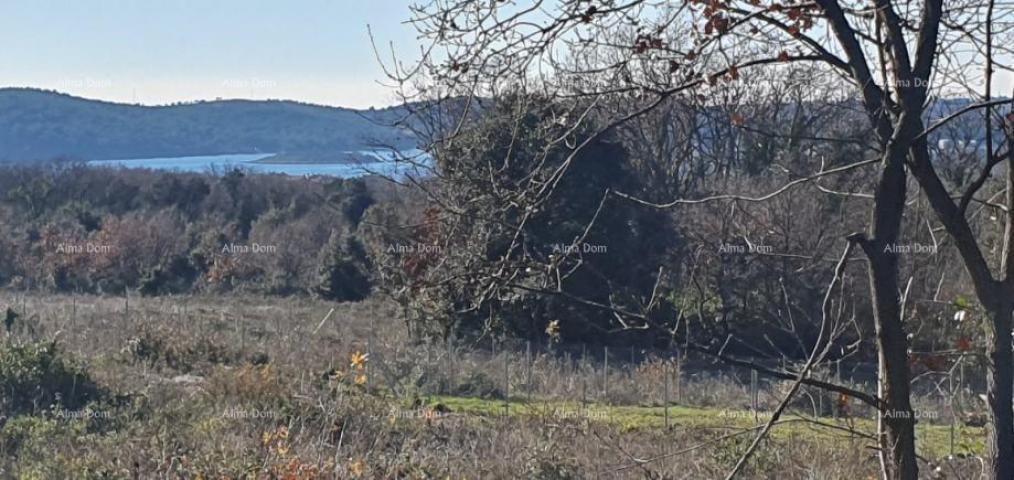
<box><xmin>316</xmin><ymin>231</ymin><xmax>372</xmax><ymax>302</ymax></box>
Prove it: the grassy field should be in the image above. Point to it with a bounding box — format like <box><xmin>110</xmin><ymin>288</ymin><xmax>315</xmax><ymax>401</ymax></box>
<box><xmin>425</xmin><ymin>395</ymin><xmax>984</xmax><ymax>459</ymax></box>
<box><xmin>0</xmin><ymin>292</ymin><xmax>987</xmax><ymax>478</ymax></box>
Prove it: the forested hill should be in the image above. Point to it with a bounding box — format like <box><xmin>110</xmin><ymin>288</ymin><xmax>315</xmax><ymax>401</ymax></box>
<box><xmin>0</xmin><ymin>88</ymin><xmax>418</xmax><ymax>162</ymax></box>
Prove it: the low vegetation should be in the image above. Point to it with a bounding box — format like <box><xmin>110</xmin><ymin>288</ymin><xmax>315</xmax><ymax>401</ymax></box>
<box><xmin>0</xmin><ymin>293</ymin><xmax>987</xmax><ymax>478</ymax></box>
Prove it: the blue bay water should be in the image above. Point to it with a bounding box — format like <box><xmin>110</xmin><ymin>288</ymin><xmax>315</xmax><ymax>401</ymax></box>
<box><xmin>87</xmin><ymin>150</ymin><xmax>430</xmax><ymax>178</ymax></box>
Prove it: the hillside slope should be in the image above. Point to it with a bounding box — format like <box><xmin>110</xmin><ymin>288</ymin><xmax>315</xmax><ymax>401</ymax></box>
<box><xmin>0</xmin><ymin>88</ymin><xmax>417</xmax><ymax>162</ymax></box>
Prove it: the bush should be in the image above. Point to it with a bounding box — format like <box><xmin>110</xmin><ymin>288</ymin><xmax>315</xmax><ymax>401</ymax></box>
<box><xmin>0</xmin><ymin>340</ymin><xmax>103</xmax><ymax>416</ymax></box>
<box><xmin>525</xmin><ymin>455</ymin><xmax>580</xmax><ymax>480</ymax></box>
<box><xmin>122</xmin><ymin>324</ymin><xmax>241</xmax><ymax>373</ymax></box>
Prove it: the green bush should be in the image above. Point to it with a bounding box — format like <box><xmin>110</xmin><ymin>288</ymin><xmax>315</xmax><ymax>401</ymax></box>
<box><xmin>0</xmin><ymin>340</ymin><xmax>102</xmax><ymax>416</ymax></box>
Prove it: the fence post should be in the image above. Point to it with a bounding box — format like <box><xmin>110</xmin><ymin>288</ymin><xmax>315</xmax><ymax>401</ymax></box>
<box><xmin>676</xmin><ymin>353</ymin><xmax>683</xmax><ymax>404</ymax></box>
<box><xmin>123</xmin><ymin>288</ymin><xmax>129</xmax><ymax>332</ymax></box>
<box><xmin>526</xmin><ymin>340</ymin><xmax>532</xmax><ymax>400</ymax></box>
<box><xmin>366</xmin><ymin>335</ymin><xmax>372</xmax><ymax>380</ymax></box>
<box><xmin>447</xmin><ymin>336</ymin><xmax>455</xmax><ymax>391</ymax></box>
<box><xmin>503</xmin><ymin>346</ymin><xmax>510</xmax><ymax>417</ymax></box>
<box><xmin>603</xmin><ymin>346</ymin><xmax>609</xmax><ymax>400</ymax></box>
<box><xmin>751</xmin><ymin>369</ymin><xmax>759</xmax><ymax>422</ymax></box>
<box><xmin>949</xmin><ymin>367</ymin><xmax>956</xmax><ymax>456</ymax></box>
<box><xmin>959</xmin><ymin>359</ymin><xmax>965</xmax><ymax>403</ymax></box>
<box><xmin>582</xmin><ymin>377</ymin><xmax>587</xmax><ymax>416</ymax></box>
<box><xmin>664</xmin><ymin>359</ymin><xmax>670</xmax><ymax>429</ymax></box>
<box><xmin>834</xmin><ymin>360</ymin><xmax>841</xmax><ymax>420</ymax></box>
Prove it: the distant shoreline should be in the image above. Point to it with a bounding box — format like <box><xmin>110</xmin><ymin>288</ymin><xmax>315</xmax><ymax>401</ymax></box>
<box><xmin>84</xmin><ymin>150</ymin><xmax>430</xmax><ymax>178</ymax></box>
<box><xmin>252</xmin><ymin>152</ymin><xmax>371</xmax><ymax>165</ymax></box>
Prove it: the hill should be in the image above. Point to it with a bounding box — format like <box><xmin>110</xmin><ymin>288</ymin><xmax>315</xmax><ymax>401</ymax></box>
<box><xmin>0</xmin><ymin>88</ymin><xmax>417</xmax><ymax>162</ymax></box>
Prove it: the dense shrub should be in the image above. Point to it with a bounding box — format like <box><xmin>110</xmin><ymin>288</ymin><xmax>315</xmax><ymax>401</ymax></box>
<box><xmin>0</xmin><ymin>340</ymin><xmax>103</xmax><ymax>416</ymax></box>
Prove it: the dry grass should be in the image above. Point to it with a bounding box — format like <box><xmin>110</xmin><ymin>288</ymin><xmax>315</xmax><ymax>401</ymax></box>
<box><xmin>0</xmin><ymin>292</ymin><xmax>986</xmax><ymax>479</ymax></box>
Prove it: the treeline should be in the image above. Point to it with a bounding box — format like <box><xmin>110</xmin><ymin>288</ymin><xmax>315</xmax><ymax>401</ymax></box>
<box><xmin>0</xmin><ymin>163</ymin><xmax>419</xmax><ymax>300</ymax></box>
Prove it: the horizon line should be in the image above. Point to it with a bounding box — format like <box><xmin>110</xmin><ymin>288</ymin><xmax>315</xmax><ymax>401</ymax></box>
<box><xmin>0</xmin><ymin>85</ymin><xmax>408</xmax><ymax>111</ymax></box>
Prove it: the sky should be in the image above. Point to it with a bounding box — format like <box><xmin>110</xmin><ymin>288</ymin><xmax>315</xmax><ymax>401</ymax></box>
<box><xmin>2</xmin><ymin>2</ymin><xmax>1010</xmax><ymax>109</ymax></box>
<box><xmin>0</xmin><ymin>0</ymin><xmax>422</xmax><ymax>108</ymax></box>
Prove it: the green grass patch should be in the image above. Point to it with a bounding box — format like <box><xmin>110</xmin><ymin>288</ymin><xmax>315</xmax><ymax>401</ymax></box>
<box><xmin>423</xmin><ymin>394</ymin><xmax>985</xmax><ymax>459</ymax></box>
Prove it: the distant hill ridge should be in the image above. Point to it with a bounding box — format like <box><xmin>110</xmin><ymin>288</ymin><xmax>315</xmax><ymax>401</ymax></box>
<box><xmin>1</xmin><ymin>88</ymin><xmax>1004</xmax><ymax>164</ymax></box>
<box><xmin>0</xmin><ymin>88</ymin><xmax>417</xmax><ymax>162</ymax></box>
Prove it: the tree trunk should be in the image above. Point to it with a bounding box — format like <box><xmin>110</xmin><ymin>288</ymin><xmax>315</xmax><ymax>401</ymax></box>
<box><xmin>862</xmin><ymin>142</ymin><xmax>919</xmax><ymax>480</ymax></box>
<box><xmin>865</xmin><ymin>250</ymin><xmax>919</xmax><ymax>480</ymax></box>
<box><xmin>987</xmin><ymin>300</ymin><xmax>1014</xmax><ymax>479</ymax></box>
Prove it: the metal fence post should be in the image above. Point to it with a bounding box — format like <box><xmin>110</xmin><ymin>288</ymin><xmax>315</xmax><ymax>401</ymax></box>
<box><xmin>949</xmin><ymin>367</ymin><xmax>956</xmax><ymax>456</ymax></box>
<box><xmin>676</xmin><ymin>353</ymin><xmax>683</xmax><ymax>404</ymax></box>
<box><xmin>834</xmin><ymin>360</ymin><xmax>841</xmax><ymax>420</ymax></box>
<box><xmin>503</xmin><ymin>346</ymin><xmax>510</xmax><ymax>417</ymax></box>
<box><xmin>526</xmin><ymin>340</ymin><xmax>532</xmax><ymax>399</ymax></box>
<box><xmin>664</xmin><ymin>359</ymin><xmax>670</xmax><ymax>429</ymax></box>
<box><xmin>751</xmin><ymin>369</ymin><xmax>759</xmax><ymax>422</ymax></box>
<box><xmin>603</xmin><ymin>346</ymin><xmax>609</xmax><ymax>400</ymax></box>
<box><xmin>123</xmin><ymin>288</ymin><xmax>130</xmax><ymax>332</ymax></box>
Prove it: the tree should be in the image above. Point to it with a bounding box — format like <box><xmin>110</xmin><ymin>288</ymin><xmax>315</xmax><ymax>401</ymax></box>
<box><xmin>389</xmin><ymin>1</ymin><xmax>1014</xmax><ymax>478</ymax></box>
<box><xmin>383</xmin><ymin>96</ymin><xmax>675</xmax><ymax>343</ymax></box>
<box><xmin>316</xmin><ymin>230</ymin><xmax>372</xmax><ymax>302</ymax></box>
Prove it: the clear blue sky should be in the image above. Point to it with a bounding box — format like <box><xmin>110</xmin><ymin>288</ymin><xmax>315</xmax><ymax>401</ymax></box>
<box><xmin>0</xmin><ymin>0</ymin><xmax>421</xmax><ymax>108</ymax></box>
